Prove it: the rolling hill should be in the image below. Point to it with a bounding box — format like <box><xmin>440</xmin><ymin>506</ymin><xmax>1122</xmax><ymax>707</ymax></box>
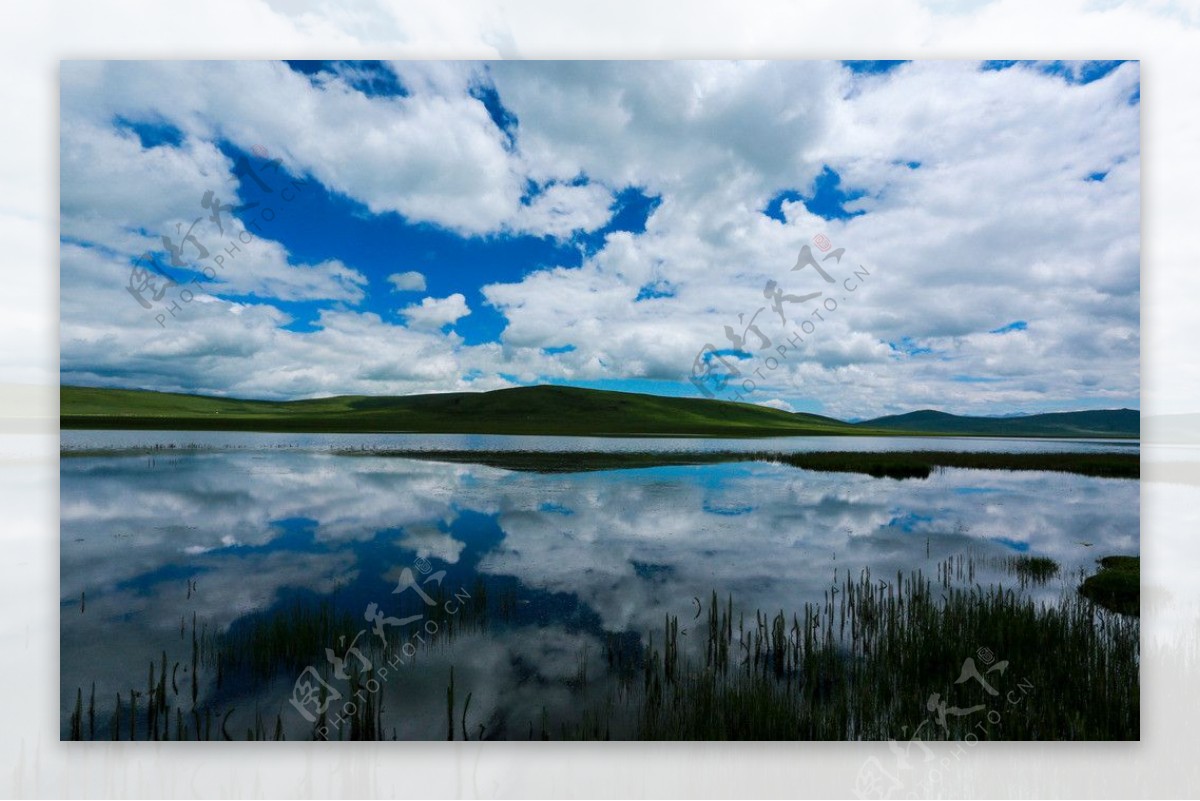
<box><xmin>59</xmin><ymin>384</ymin><xmax>865</xmax><ymax>437</ymax></box>
<box><xmin>60</xmin><ymin>385</ymin><xmax>1140</xmax><ymax>439</ymax></box>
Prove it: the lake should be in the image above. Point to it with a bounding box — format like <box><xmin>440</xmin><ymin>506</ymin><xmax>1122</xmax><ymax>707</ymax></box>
<box><xmin>60</xmin><ymin>432</ymin><xmax>1139</xmax><ymax>740</ymax></box>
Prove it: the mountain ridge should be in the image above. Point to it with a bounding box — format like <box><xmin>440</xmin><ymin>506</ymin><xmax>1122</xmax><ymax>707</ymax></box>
<box><xmin>859</xmin><ymin>408</ymin><xmax>1138</xmax><ymax>438</ymax></box>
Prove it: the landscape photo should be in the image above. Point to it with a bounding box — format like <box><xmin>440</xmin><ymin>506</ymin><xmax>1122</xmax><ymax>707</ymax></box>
<box><xmin>59</xmin><ymin>60</ymin><xmax>1140</xmax><ymax>743</ymax></box>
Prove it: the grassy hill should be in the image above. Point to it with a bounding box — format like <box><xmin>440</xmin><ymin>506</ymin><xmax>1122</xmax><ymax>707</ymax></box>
<box><xmin>857</xmin><ymin>408</ymin><xmax>1139</xmax><ymax>439</ymax></box>
<box><xmin>60</xmin><ymin>385</ymin><xmax>866</xmax><ymax>437</ymax></box>
<box><xmin>60</xmin><ymin>385</ymin><xmax>1140</xmax><ymax>439</ymax></box>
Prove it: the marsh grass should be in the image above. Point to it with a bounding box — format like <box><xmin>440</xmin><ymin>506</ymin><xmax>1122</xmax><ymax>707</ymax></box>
<box><xmin>67</xmin><ymin>563</ymin><xmax>1137</xmax><ymax>741</ymax></box>
<box><xmin>609</xmin><ymin>570</ymin><xmax>1137</xmax><ymax>740</ymax></box>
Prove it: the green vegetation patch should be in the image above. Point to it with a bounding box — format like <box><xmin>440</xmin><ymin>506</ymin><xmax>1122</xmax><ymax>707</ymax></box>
<box><xmin>1079</xmin><ymin>556</ymin><xmax>1140</xmax><ymax>617</ymax></box>
<box><xmin>343</xmin><ymin>449</ymin><xmax>1140</xmax><ymax>479</ymax></box>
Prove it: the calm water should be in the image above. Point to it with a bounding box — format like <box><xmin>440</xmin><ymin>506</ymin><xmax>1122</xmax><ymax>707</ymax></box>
<box><xmin>60</xmin><ymin>432</ymin><xmax>1139</xmax><ymax>739</ymax></box>
<box><xmin>62</xmin><ymin>429</ymin><xmax>1139</xmax><ymax>454</ymax></box>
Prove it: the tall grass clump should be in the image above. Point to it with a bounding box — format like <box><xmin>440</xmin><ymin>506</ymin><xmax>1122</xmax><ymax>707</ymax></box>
<box><xmin>1006</xmin><ymin>555</ymin><xmax>1060</xmax><ymax>585</ymax></box>
<box><xmin>621</xmin><ymin>570</ymin><xmax>1138</xmax><ymax>740</ymax></box>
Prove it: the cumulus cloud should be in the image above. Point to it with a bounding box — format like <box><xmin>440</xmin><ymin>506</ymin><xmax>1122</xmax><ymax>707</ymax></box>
<box><xmin>59</xmin><ymin>60</ymin><xmax>615</xmax><ymax>238</ymax></box>
<box><xmin>388</xmin><ymin>270</ymin><xmax>427</xmax><ymax>292</ymax></box>
<box><xmin>475</xmin><ymin>60</ymin><xmax>1140</xmax><ymax>416</ymax></box>
<box><xmin>509</xmin><ymin>181</ymin><xmax>616</xmax><ymax>239</ymax></box>
<box><xmin>401</xmin><ymin>293</ymin><xmax>471</xmax><ymax>330</ymax></box>
<box><xmin>59</xmin><ymin>59</ymin><xmax>1140</xmax><ymax>415</ymax></box>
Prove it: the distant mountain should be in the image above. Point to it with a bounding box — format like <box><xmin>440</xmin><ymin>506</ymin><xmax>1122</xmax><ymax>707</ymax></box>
<box><xmin>856</xmin><ymin>408</ymin><xmax>1139</xmax><ymax>439</ymax></box>
<box><xmin>60</xmin><ymin>385</ymin><xmax>1140</xmax><ymax>439</ymax></box>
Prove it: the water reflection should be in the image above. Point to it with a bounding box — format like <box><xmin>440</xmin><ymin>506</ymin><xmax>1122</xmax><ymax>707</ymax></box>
<box><xmin>61</xmin><ymin>429</ymin><xmax>1138</xmax><ymax>455</ymax></box>
<box><xmin>60</xmin><ymin>447</ymin><xmax>1138</xmax><ymax>739</ymax></box>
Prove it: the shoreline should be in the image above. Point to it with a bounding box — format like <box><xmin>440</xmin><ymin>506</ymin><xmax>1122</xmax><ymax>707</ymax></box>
<box><xmin>59</xmin><ymin>444</ymin><xmax>1141</xmax><ymax>478</ymax></box>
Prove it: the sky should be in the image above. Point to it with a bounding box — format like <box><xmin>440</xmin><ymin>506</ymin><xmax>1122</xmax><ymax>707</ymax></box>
<box><xmin>59</xmin><ymin>59</ymin><xmax>1140</xmax><ymax>419</ymax></box>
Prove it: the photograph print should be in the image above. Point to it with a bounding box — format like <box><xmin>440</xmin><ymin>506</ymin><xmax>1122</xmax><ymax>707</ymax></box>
<box><xmin>59</xmin><ymin>59</ymin><xmax>1140</xmax><ymax>742</ymax></box>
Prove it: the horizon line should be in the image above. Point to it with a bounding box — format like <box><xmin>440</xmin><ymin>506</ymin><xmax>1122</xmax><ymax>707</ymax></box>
<box><xmin>58</xmin><ymin>381</ymin><xmax>1142</xmax><ymax>422</ymax></box>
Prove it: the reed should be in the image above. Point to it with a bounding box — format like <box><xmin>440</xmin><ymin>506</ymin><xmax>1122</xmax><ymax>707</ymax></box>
<box><xmin>446</xmin><ymin>666</ymin><xmax>455</xmax><ymax>741</ymax></box>
<box><xmin>64</xmin><ymin>562</ymin><xmax>1137</xmax><ymax>741</ymax></box>
<box><xmin>619</xmin><ymin>569</ymin><xmax>1137</xmax><ymax>740</ymax></box>
<box><xmin>1007</xmin><ymin>555</ymin><xmax>1060</xmax><ymax>585</ymax></box>
<box><xmin>69</xmin><ymin>688</ymin><xmax>82</xmax><ymax>741</ymax></box>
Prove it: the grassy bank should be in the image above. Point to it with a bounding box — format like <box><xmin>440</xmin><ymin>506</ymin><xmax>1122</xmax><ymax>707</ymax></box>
<box><xmin>339</xmin><ymin>449</ymin><xmax>1140</xmax><ymax>479</ymax></box>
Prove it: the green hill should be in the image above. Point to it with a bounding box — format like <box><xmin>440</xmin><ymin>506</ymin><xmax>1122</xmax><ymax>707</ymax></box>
<box><xmin>59</xmin><ymin>384</ymin><xmax>865</xmax><ymax>437</ymax></box>
<box><xmin>857</xmin><ymin>408</ymin><xmax>1139</xmax><ymax>439</ymax></box>
<box><xmin>60</xmin><ymin>385</ymin><xmax>1140</xmax><ymax>439</ymax></box>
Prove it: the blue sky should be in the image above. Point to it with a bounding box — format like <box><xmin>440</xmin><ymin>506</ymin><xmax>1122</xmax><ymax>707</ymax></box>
<box><xmin>194</xmin><ymin>138</ymin><xmax>659</xmax><ymax>345</ymax></box>
<box><xmin>59</xmin><ymin>60</ymin><xmax>1140</xmax><ymax>418</ymax></box>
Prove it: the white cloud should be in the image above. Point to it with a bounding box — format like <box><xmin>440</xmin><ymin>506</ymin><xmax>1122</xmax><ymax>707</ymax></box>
<box><xmin>510</xmin><ymin>181</ymin><xmax>616</xmax><ymax>239</ymax></box>
<box><xmin>401</xmin><ymin>293</ymin><xmax>471</xmax><ymax>331</ymax></box>
<box><xmin>397</xmin><ymin>523</ymin><xmax>467</xmax><ymax>564</ymax></box>
<box><xmin>59</xmin><ymin>60</ymin><xmax>615</xmax><ymax>239</ymax></box>
<box><xmin>388</xmin><ymin>270</ymin><xmax>428</xmax><ymax>292</ymax></box>
<box><xmin>472</xmin><ymin>60</ymin><xmax>1140</xmax><ymax>416</ymax></box>
<box><xmin>57</xmin><ymin>58</ymin><xmax>1141</xmax><ymax>415</ymax></box>
<box><xmin>58</xmin><ymin>94</ymin><xmax>370</xmax><ymax>307</ymax></box>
